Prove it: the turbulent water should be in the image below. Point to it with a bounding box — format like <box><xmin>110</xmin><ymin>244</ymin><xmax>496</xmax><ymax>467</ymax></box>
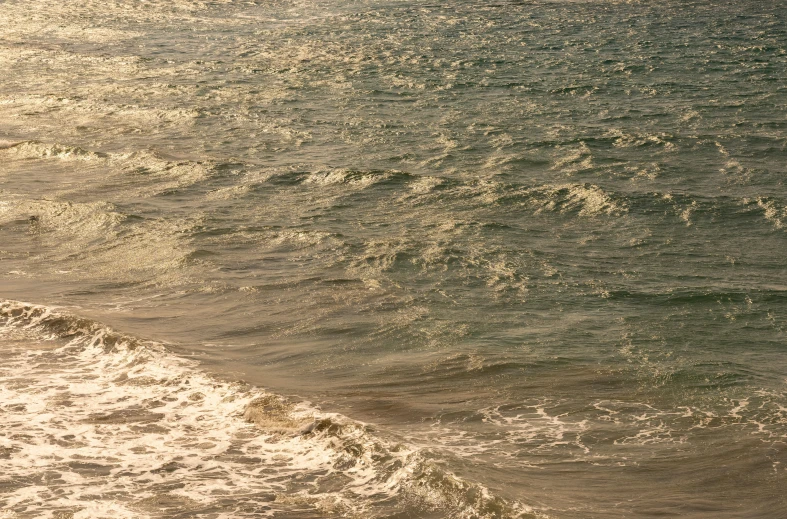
<box><xmin>1</xmin><ymin>0</ymin><xmax>787</xmax><ymax>517</ymax></box>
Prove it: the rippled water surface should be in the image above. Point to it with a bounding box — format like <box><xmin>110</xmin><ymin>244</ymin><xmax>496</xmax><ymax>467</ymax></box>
<box><xmin>2</xmin><ymin>0</ymin><xmax>787</xmax><ymax>517</ymax></box>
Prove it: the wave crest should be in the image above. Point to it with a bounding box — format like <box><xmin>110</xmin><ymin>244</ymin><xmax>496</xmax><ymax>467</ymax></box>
<box><xmin>0</xmin><ymin>300</ymin><xmax>538</xmax><ymax>519</ymax></box>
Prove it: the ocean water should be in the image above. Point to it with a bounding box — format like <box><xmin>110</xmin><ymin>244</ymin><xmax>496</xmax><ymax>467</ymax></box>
<box><xmin>1</xmin><ymin>0</ymin><xmax>786</xmax><ymax>517</ymax></box>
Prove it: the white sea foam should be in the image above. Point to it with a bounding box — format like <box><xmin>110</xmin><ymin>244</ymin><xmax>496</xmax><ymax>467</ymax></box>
<box><xmin>526</xmin><ymin>183</ymin><xmax>626</xmax><ymax>217</ymax></box>
<box><xmin>421</xmin><ymin>391</ymin><xmax>787</xmax><ymax>472</ymax></box>
<box><xmin>755</xmin><ymin>198</ymin><xmax>786</xmax><ymax>229</ymax></box>
<box><xmin>302</xmin><ymin>168</ymin><xmax>393</xmax><ymax>189</ymax></box>
<box><xmin>0</xmin><ymin>300</ymin><xmax>536</xmax><ymax>519</ymax></box>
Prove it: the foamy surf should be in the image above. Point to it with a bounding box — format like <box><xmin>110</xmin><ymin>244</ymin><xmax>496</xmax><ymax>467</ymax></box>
<box><xmin>0</xmin><ymin>300</ymin><xmax>537</xmax><ymax>519</ymax></box>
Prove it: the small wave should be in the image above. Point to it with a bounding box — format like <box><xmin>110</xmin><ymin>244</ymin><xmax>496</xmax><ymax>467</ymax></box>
<box><xmin>481</xmin><ymin>182</ymin><xmax>626</xmax><ymax>217</ymax></box>
<box><xmin>0</xmin><ymin>141</ymin><xmax>217</xmax><ymax>197</ymax></box>
<box><xmin>527</xmin><ymin>183</ymin><xmax>626</xmax><ymax>217</ymax></box>
<box><xmin>604</xmin><ymin>128</ymin><xmax>676</xmax><ymax>150</ymax></box>
<box><xmin>408</xmin><ymin>175</ymin><xmax>445</xmax><ymax>195</ymax></box>
<box><xmin>551</xmin><ymin>142</ymin><xmax>594</xmax><ymax>174</ymax></box>
<box><xmin>0</xmin><ymin>198</ymin><xmax>125</xmax><ymax>239</ymax></box>
<box><xmin>749</xmin><ymin>197</ymin><xmax>787</xmax><ymax>230</ymax></box>
<box><xmin>0</xmin><ymin>195</ymin><xmax>199</xmax><ymax>287</ymax></box>
<box><xmin>412</xmin><ymin>178</ymin><xmax>626</xmax><ymax>218</ymax></box>
<box><xmin>0</xmin><ymin>140</ymin><xmax>106</xmax><ymax>161</ymax></box>
<box><xmin>117</xmin><ymin>150</ymin><xmax>214</xmax><ymax>196</ymax></box>
<box><xmin>0</xmin><ymin>300</ymin><xmax>539</xmax><ymax>519</ymax></box>
<box><xmin>302</xmin><ymin>168</ymin><xmax>412</xmax><ymax>189</ymax></box>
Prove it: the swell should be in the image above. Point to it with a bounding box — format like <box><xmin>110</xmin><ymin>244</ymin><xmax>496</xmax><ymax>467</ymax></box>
<box><xmin>8</xmin><ymin>139</ymin><xmax>787</xmax><ymax>232</ymax></box>
<box><xmin>0</xmin><ymin>299</ymin><xmax>539</xmax><ymax>519</ymax></box>
<box><xmin>224</xmin><ymin>163</ymin><xmax>787</xmax><ymax>230</ymax></box>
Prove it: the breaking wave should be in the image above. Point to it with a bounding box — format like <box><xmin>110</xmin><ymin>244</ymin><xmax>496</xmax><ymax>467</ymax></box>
<box><xmin>0</xmin><ymin>300</ymin><xmax>539</xmax><ymax>519</ymax></box>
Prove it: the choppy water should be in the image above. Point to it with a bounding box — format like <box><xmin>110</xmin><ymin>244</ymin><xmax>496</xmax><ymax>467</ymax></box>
<box><xmin>1</xmin><ymin>0</ymin><xmax>787</xmax><ymax>517</ymax></box>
